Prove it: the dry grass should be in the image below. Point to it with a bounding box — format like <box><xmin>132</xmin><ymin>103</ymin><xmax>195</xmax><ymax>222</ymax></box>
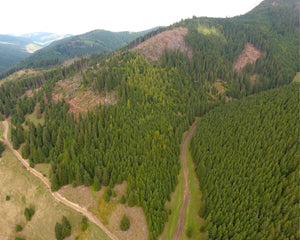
<box><xmin>0</xmin><ymin>148</ymin><xmax>109</xmax><ymax>240</ymax></box>
<box><xmin>59</xmin><ymin>182</ymin><xmax>149</xmax><ymax>240</ymax></box>
<box><xmin>34</xmin><ymin>163</ymin><xmax>51</xmax><ymax>178</ymax></box>
<box><xmin>233</xmin><ymin>43</ymin><xmax>263</xmax><ymax>74</ymax></box>
<box><xmin>133</xmin><ymin>27</ymin><xmax>192</xmax><ymax>62</ymax></box>
<box><xmin>0</xmin><ymin>122</ymin><xmax>4</xmax><ymax>140</ymax></box>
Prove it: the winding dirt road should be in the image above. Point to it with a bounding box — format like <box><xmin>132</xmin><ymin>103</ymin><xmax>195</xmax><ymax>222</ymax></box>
<box><xmin>1</xmin><ymin>121</ymin><xmax>118</xmax><ymax>240</ymax></box>
<box><xmin>172</xmin><ymin>121</ymin><xmax>199</xmax><ymax>240</ymax></box>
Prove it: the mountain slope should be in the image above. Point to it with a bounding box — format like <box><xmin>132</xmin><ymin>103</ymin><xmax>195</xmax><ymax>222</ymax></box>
<box><xmin>0</xmin><ymin>1</ymin><xmax>298</xmax><ymax>240</ymax></box>
<box><xmin>10</xmin><ymin>28</ymin><xmax>157</xmax><ymax>70</ymax></box>
<box><xmin>0</xmin><ymin>35</ymin><xmax>32</xmax><ymax>73</ymax></box>
<box><xmin>0</xmin><ymin>33</ymin><xmax>72</xmax><ymax>74</ymax></box>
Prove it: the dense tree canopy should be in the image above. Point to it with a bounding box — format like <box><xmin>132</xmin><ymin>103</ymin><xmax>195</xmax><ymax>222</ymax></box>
<box><xmin>1</xmin><ymin>1</ymin><xmax>298</xmax><ymax>239</ymax></box>
<box><xmin>191</xmin><ymin>84</ymin><xmax>299</xmax><ymax>239</ymax></box>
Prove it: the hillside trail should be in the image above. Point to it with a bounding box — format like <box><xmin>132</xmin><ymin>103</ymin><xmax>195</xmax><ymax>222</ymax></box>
<box><xmin>172</xmin><ymin>121</ymin><xmax>199</xmax><ymax>240</ymax></box>
<box><xmin>1</xmin><ymin>120</ymin><xmax>118</xmax><ymax>240</ymax></box>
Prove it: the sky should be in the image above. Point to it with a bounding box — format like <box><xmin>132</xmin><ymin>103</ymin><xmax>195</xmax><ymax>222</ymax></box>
<box><xmin>1</xmin><ymin>0</ymin><xmax>263</xmax><ymax>35</ymax></box>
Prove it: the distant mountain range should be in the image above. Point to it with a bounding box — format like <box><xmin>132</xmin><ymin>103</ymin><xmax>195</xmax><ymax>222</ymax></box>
<box><xmin>0</xmin><ymin>28</ymin><xmax>158</xmax><ymax>77</ymax></box>
<box><xmin>0</xmin><ymin>32</ymin><xmax>71</xmax><ymax>73</ymax></box>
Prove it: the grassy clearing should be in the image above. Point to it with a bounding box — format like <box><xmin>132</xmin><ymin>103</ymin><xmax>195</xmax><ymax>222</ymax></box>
<box><xmin>0</xmin><ymin>145</ymin><xmax>110</xmax><ymax>240</ymax></box>
<box><xmin>182</xmin><ymin>138</ymin><xmax>206</xmax><ymax>240</ymax></box>
<box><xmin>60</xmin><ymin>182</ymin><xmax>149</xmax><ymax>240</ymax></box>
<box><xmin>292</xmin><ymin>72</ymin><xmax>300</xmax><ymax>83</ymax></box>
<box><xmin>34</xmin><ymin>163</ymin><xmax>50</xmax><ymax>178</ymax></box>
<box><xmin>0</xmin><ymin>122</ymin><xmax>4</xmax><ymax>139</ymax></box>
<box><xmin>159</xmin><ymin>168</ymin><xmax>184</xmax><ymax>240</ymax></box>
<box><xmin>159</xmin><ymin>120</ymin><xmax>206</xmax><ymax>240</ymax></box>
<box><xmin>25</xmin><ymin>104</ymin><xmax>44</xmax><ymax>126</ymax></box>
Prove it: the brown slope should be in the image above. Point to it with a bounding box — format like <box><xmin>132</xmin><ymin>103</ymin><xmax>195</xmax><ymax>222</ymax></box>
<box><xmin>133</xmin><ymin>27</ymin><xmax>192</xmax><ymax>62</ymax></box>
<box><xmin>233</xmin><ymin>43</ymin><xmax>262</xmax><ymax>74</ymax></box>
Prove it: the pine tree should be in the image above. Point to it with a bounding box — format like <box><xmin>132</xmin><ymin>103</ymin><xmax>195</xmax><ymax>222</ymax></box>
<box><xmin>61</xmin><ymin>216</ymin><xmax>71</xmax><ymax>238</ymax></box>
<box><xmin>120</xmin><ymin>214</ymin><xmax>130</xmax><ymax>231</ymax></box>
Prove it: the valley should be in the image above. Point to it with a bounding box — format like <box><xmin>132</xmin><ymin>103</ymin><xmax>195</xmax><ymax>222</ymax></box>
<box><xmin>0</xmin><ymin>0</ymin><xmax>299</xmax><ymax>239</ymax></box>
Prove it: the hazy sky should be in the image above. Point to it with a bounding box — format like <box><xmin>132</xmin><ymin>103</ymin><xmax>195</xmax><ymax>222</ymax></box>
<box><xmin>1</xmin><ymin>0</ymin><xmax>263</xmax><ymax>35</ymax></box>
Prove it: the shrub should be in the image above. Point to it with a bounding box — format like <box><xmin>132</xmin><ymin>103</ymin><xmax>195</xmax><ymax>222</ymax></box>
<box><xmin>61</xmin><ymin>216</ymin><xmax>71</xmax><ymax>238</ymax></box>
<box><xmin>24</xmin><ymin>207</ymin><xmax>35</xmax><ymax>221</ymax></box>
<box><xmin>55</xmin><ymin>222</ymin><xmax>63</xmax><ymax>240</ymax></box>
<box><xmin>81</xmin><ymin>216</ymin><xmax>88</xmax><ymax>231</ymax></box>
<box><xmin>15</xmin><ymin>237</ymin><xmax>25</xmax><ymax>240</ymax></box>
<box><xmin>186</xmin><ymin>226</ymin><xmax>193</xmax><ymax>238</ymax></box>
<box><xmin>15</xmin><ymin>224</ymin><xmax>23</xmax><ymax>232</ymax></box>
<box><xmin>120</xmin><ymin>194</ymin><xmax>126</xmax><ymax>204</ymax></box>
<box><xmin>120</xmin><ymin>214</ymin><xmax>130</xmax><ymax>231</ymax></box>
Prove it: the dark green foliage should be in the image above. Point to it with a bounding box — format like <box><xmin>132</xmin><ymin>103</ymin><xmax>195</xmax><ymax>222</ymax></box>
<box><xmin>55</xmin><ymin>216</ymin><xmax>71</xmax><ymax>240</ymax></box>
<box><xmin>15</xmin><ymin>237</ymin><xmax>25</xmax><ymax>240</ymax></box>
<box><xmin>112</xmin><ymin>190</ymin><xmax>117</xmax><ymax>198</ymax></box>
<box><xmin>120</xmin><ymin>194</ymin><xmax>126</xmax><ymax>204</ymax></box>
<box><xmin>2</xmin><ymin>29</ymin><xmax>154</xmax><ymax>74</ymax></box>
<box><xmin>0</xmin><ymin>142</ymin><xmax>5</xmax><ymax>157</ymax></box>
<box><xmin>127</xmin><ymin>192</ymin><xmax>136</xmax><ymax>207</ymax></box>
<box><xmin>50</xmin><ymin>174</ymin><xmax>60</xmax><ymax>191</ymax></box>
<box><xmin>0</xmin><ymin>35</ymin><xmax>31</xmax><ymax>73</ymax></box>
<box><xmin>24</xmin><ymin>207</ymin><xmax>35</xmax><ymax>221</ymax></box>
<box><xmin>92</xmin><ymin>176</ymin><xmax>101</xmax><ymax>191</ymax></box>
<box><xmin>186</xmin><ymin>226</ymin><xmax>193</xmax><ymax>238</ymax></box>
<box><xmin>6</xmin><ymin>195</ymin><xmax>10</xmax><ymax>201</ymax></box>
<box><xmin>120</xmin><ymin>214</ymin><xmax>130</xmax><ymax>231</ymax></box>
<box><xmin>15</xmin><ymin>224</ymin><xmax>23</xmax><ymax>232</ymax></box>
<box><xmin>81</xmin><ymin>216</ymin><xmax>88</xmax><ymax>231</ymax></box>
<box><xmin>104</xmin><ymin>188</ymin><xmax>112</xmax><ymax>202</ymax></box>
<box><xmin>0</xmin><ymin>2</ymin><xmax>298</xmax><ymax>239</ymax></box>
<box><xmin>55</xmin><ymin>222</ymin><xmax>63</xmax><ymax>240</ymax></box>
<box><xmin>61</xmin><ymin>216</ymin><xmax>71</xmax><ymax>238</ymax></box>
<box><xmin>191</xmin><ymin>84</ymin><xmax>299</xmax><ymax>239</ymax></box>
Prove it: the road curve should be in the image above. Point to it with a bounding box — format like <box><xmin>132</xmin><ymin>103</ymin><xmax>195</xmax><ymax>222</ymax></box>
<box><xmin>2</xmin><ymin>120</ymin><xmax>118</xmax><ymax>240</ymax></box>
<box><xmin>172</xmin><ymin>121</ymin><xmax>199</xmax><ymax>240</ymax></box>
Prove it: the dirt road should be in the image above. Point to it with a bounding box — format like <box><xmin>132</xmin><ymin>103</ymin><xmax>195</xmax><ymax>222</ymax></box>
<box><xmin>172</xmin><ymin>121</ymin><xmax>199</xmax><ymax>240</ymax></box>
<box><xmin>2</xmin><ymin>121</ymin><xmax>118</xmax><ymax>240</ymax></box>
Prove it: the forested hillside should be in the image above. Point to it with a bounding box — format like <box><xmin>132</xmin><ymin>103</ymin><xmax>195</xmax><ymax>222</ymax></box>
<box><xmin>191</xmin><ymin>84</ymin><xmax>299</xmax><ymax>239</ymax></box>
<box><xmin>0</xmin><ymin>35</ymin><xmax>31</xmax><ymax>73</ymax></box>
<box><xmin>0</xmin><ymin>0</ymin><xmax>298</xmax><ymax>239</ymax></box>
<box><xmin>0</xmin><ymin>29</ymin><xmax>157</xmax><ymax>79</ymax></box>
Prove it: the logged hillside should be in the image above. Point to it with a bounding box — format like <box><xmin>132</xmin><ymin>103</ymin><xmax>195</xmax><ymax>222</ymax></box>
<box><xmin>191</xmin><ymin>84</ymin><xmax>299</xmax><ymax>239</ymax></box>
<box><xmin>0</xmin><ymin>0</ymin><xmax>299</xmax><ymax>239</ymax></box>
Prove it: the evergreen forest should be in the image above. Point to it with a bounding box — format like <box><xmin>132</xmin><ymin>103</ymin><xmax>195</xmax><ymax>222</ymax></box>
<box><xmin>0</xmin><ymin>0</ymin><xmax>299</xmax><ymax>239</ymax></box>
<box><xmin>191</xmin><ymin>84</ymin><xmax>299</xmax><ymax>239</ymax></box>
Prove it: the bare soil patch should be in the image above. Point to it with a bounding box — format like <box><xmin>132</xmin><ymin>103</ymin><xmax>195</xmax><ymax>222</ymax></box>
<box><xmin>133</xmin><ymin>27</ymin><xmax>192</xmax><ymax>62</ymax></box>
<box><xmin>233</xmin><ymin>43</ymin><xmax>263</xmax><ymax>74</ymax></box>
<box><xmin>213</xmin><ymin>79</ymin><xmax>226</xmax><ymax>95</ymax></box>
<box><xmin>52</xmin><ymin>75</ymin><xmax>116</xmax><ymax>114</ymax></box>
